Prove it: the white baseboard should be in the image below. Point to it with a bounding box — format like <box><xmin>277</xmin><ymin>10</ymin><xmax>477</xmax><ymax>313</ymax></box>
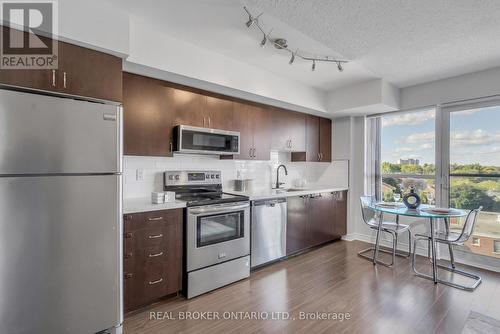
<box><xmin>342</xmin><ymin>232</ymin><xmax>500</xmax><ymax>273</ymax></box>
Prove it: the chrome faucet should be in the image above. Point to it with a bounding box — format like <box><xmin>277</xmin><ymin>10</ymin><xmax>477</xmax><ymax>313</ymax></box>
<box><xmin>275</xmin><ymin>164</ymin><xmax>288</xmax><ymax>189</ymax></box>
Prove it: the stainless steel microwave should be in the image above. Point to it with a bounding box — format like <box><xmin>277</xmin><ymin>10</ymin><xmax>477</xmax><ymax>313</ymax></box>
<box><xmin>173</xmin><ymin>125</ymin><xmax>240</xmax><ymax>155</ymax></box>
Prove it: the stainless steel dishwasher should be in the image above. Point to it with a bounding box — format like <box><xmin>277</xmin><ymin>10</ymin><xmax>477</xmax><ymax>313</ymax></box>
<box><xmin>251</xmin><ymin>198</ymin><xmax>287</xmax><ymax>268</ymax></box>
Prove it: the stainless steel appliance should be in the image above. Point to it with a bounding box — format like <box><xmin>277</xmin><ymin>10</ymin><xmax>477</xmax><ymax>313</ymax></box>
<box><xmin>0</xmin><ymin>88</ymin><xmax>123</xmax><ymax>334</ymax></box>
<box><xmin>164</xmin><ymin>171</ymin><xmax>250</xmax><ymax>299</ymax></box>
<box><xmin>173</xmin><ymin>125</ymin><xmax>240</xmax><ymax>155</ymax></box>
<box><xmin>251</xmin><ymin>198</ymin><xmax>287</xmax><ymax>268</ymax></box>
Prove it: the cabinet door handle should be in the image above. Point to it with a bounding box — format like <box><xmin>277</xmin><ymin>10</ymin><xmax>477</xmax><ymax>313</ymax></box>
<box><xmin>124</xmin><ymin>273</ymin><xmax>133</xmax><ymax>279</ymax></box>
<box><xmin>249</xmin><ymin>148</ymin><xmax>252</xmax><ymax>158</ymax></box>
<box><xmin>148</xmin><ymin>251</ymin><xmax>164</xmax><ymax>258</ymax></box>
<box><xmin>203</xmin><ymin>117</ymin><xmax>206</xmax><ymax>126</ymax></box>
<box><xmin>253</xmin><ymin>148</ymin><xmax>256</xmax><ymax>158</ymax></box>
<box><xmin>170</xmin><ymin>142</ymin><xmax>173</xmax><ymax>153</ymax></box>
<box><xmin>63</xmin><ymin>72</ymin><xmax>67</xmax><ymax>88</ymax></box>
<box><xmin>124</xmin><ymin>252</ymin><xmax>133</xmax><ymax>259</ymax></box>
<box><xmin>208</xmin><ymin>117</ymin><xmax>211</xmax><ymax>127</ymax></box>
<box><xmin>52</xmin><ymin>69</ymin><xmax>56</xmax><ymax>87</ymax></box>
<box><xmin>124</xmin><ymin>232</ymin><xmax>133</xmax><ymax>239</ymax></box>
<box><xmin>148</xmin><ymin>233</ymin><xmax>163</xmax><ymax>239</ymax></box>
<box><xmin>148</xmin><ymin>278</ymin><xmax>163</xmax><ymax>285</ymax></box>
<box><xmin>148</xmin><ymin>216</ymin><xmax>163</xmax><ymax>221</ymax></box>
<box><xmin>320</xmin><ymin>153</ymin><xmax>323</xmax><ymax>161</ymax></box>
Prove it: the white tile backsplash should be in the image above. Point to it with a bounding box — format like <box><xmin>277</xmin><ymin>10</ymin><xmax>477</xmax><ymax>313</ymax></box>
<box><xmin>123</xmin><ymin>153</ymin><xmax>349</xmax><ymax>199</ymax></box>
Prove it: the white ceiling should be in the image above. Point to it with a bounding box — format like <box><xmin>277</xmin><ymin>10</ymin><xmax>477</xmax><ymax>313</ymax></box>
<box><xmin>246</xmin><ymin>0</ymin><xmax>500</xmax><ymax>87</ymax></box>
<box><xmin>109</xmin><ymin>0</ymin><xmax>500</xmax><ymax>91</ymax></box>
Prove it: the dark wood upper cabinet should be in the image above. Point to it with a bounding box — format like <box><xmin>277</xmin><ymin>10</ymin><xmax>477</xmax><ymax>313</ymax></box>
<box><xmin>123</xmin><ymin>73</ymin><xmax>174</xmax><ymax>156</ymax></box>
<box><xmin>172</xmin><ymin>89</ymin><xmax>206</xmax><ymax>127</ymax></box>
<box><xmin>230</xmin><ymin>102</ymin><xmax>271</xmax><ymax>160</ymax></box>
<box><xmin>57</xmin><ymin>41</ymin><xmax>122</xmax><ymax>102</ymax></box>
<box><xmin>0</xmin><ymin>26</ymin><xmax>122</xmax><ymax>102</ymax></box>
<box><xmin>231</xmin><ymin>102</ymin><xmax>253</xmax><ymax>160</ymax></box>
<box><xmin>305</xmin><ymin>115</ymin><xmax>320</xmax><ymax>162</ymax></box>
<box><xmin>250</xmin><ymin>105</ymin><xmax>272</xmax><ymax>160</ymax></box>
<box><xmin>0</xmin><ymin>27</ymin><xmax>57</xmax><ymax>92</ymax></box>
<box><xmin>205</xmin><ymin>96</ymin><xmax>235</xmax><ymax>130</ymax></box>
<box><xmin>319</xmin><ymin>118</ymin><xmax>332</xmax><ymax>162</ymax></box>
<box><xmin>271</xmin><ymin>108</ymin><xmax>306</xmax><ymax>152</ymax></box>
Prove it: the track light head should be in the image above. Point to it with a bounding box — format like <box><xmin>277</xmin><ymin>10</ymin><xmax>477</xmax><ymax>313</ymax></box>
<box><xmin>312</xmin><ymin>60</ymin><xmax>316</xmax><ymax>71</ymax></box>
<box><xmin>337</xmin><ymin>62</ymin><xmax>344</xmax><ymax>72</ymax></box>
<box><xmin>289</xmin><ymin>53</ymin><xmax>295</xmax><ymax>65</ymax></box>
<box><xmin>260</xmin><ymin>34</ymin><xmax>267</xmax><ymax>47</ymax></box>
<box><xmin>246</xmin><ymin>17</ymin><xmax>255</xmax><ymax>28</ymax></box>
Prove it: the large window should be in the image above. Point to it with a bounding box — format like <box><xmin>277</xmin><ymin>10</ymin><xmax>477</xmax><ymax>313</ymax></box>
<box><xmin>379</xmin><ymin>109</ymin><xmax>436</xmax><ymax>204</ymax></box>
<box><xmin>448</xmin><ymin>105</ymin><xmax>500</xmax><ymax>258</ymax></box>
<box><xmin>370</xmin><ymin>102</ymin><xmax>500</xmax><ymax>260</ymax></box>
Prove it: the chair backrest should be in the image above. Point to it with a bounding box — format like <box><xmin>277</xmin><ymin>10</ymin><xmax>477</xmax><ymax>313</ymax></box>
<box><xmin>360</xmin><ymin>196</ymin><xmax>377</xmax><ymax>225</ymax></box>
<box><xmin>456</xmin><ymin>206</ymin><xmax>482</xmax><ymax>243</ymax></box>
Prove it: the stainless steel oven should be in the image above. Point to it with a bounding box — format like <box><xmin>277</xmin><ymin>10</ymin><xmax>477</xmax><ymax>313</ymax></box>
<box><xmin>187</xmin><ymin>202</ymin><xmax>250</xmax><ymax>272</ymax></box>
<box><xmin>173</xmin><ymin>125</ymin><xmax>240</xmax><ymax>155</ymax></box>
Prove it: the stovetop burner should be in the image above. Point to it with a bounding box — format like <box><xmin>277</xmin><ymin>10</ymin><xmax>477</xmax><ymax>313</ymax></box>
<box><xmin>164</xmin><ymin>170</ymin><xmax>248</xmax><ymax>207</ymax></box>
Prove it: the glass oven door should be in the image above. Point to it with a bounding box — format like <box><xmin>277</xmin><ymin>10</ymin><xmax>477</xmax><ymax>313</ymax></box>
<box><xmin>197</xmin><ymin>211</ymin><xmax>244</xmax><ymax>247</ymax></box>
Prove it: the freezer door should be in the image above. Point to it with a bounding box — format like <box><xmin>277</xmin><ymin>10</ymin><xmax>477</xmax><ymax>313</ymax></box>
<box><xmin>0</xmin><ymin>175</ymin><xmax>122</xmax><ymax>334</ymax></box>
<box><xmin>0</xmin><ymin>89</ymin><xmax>121</xmax><ymax>174</ymax></box>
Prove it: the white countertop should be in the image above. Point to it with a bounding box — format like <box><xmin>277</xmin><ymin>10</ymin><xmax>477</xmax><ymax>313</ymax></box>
<box><xmin>123</xmin><ymin>197</ymin><xmax>187</xmax><ymax>214</ymax></box>
<box><xmin>226</xmin><ymin>186</ymin><xmax>348</xmax><ymax>201</ymax></box>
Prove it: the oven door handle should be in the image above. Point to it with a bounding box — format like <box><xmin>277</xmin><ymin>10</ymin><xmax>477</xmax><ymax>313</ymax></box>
<box><xmin>189</xmin><ymin>203</ymin><xmax>249</xmax><ymax>215</ymax></box>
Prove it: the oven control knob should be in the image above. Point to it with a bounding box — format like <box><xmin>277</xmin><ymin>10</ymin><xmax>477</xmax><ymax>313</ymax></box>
<box><xmin>168</xmin><ymin>175</ymin><xmax>173</xmax><ymax>180</ymax></box>
<box><xmin>175</xmin><ymin>175</ymin><xmax>180</xmax><ymax>180</ymax></box>
<box><xmin>211</xmin><ymin>174</ymin><xmax>215</xmax><ymax>179</ymax></box>
<box><xmin>216</xmin><ymin>174</ymin><xmax>220</xmax><ymax>179</ymax></box>
<box><xmin>205</xmin><ymin>174</ymin><xmax>210</xmax><ymax>179</ymax></box>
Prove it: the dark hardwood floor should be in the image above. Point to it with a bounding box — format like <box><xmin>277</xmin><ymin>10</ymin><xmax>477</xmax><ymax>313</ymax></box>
<box><xmin>124</xmin><ymin>240</ymin><xmax>500</xmax><ymax>334</ymax></box>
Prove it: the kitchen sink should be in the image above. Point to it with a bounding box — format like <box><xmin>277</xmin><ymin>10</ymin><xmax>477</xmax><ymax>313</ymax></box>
<box><xmin>285</xmin><ymin>188</ymin><xmax>309</xmax><ymax>192</ymax></box>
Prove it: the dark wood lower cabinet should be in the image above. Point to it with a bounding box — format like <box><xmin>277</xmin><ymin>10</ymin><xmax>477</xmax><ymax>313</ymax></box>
<box><xmin>286</xmin><ymin>191</ymin><xmax>347</xmax><ymax>255</ymax></box>
<box><xmin>123</xmin><ymin>209</ymin><xmax>183</xmax><ymax>313</ymax></box>
<box><xmin>286</xmin><ymin>195</ymin><xmax>309</xmax><ymax>254</ymax></box>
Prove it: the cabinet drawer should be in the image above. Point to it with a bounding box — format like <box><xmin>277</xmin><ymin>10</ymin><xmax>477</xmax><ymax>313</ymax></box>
<box><xmin>124</xmin><ymin>209</ymin><xmax>182</xmax><ymax>232</ymax></box>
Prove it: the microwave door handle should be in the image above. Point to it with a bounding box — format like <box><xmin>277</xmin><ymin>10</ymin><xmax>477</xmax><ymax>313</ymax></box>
<box><xmin>189</xmin><ymin>203</ymin><xmax>249</xmax><ymax>215</ymax></box>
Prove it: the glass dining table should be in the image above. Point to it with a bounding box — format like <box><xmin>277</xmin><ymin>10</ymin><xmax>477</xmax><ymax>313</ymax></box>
<box><xmin>369</xmin><ymin>203</ymin><xmax>468</xmax><ymax>284</ymax></box>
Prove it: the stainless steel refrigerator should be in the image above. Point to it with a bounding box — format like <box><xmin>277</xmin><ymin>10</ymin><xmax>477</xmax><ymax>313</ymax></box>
<box><xmin>0</xmin><ymin>88</ymin><xmax>123</xmax><ymax>334</ymax></box>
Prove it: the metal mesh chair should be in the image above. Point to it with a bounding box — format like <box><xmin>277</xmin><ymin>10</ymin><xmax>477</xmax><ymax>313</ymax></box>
<box><xmin>412</xmin><ymin>206</ymin><xmax>482</xmax><ymax>291</ymax></box>
<box><xmin>358</xmin><ymin>196</ymin><xmax>412</xmax><ymax>267</ymax></box>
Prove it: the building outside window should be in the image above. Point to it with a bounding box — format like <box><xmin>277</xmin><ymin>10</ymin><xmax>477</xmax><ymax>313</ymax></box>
<box><xmin>472</xmin><ymin>237</ymin><xmax>481</xmax><ymax>246</ymax></box>
<box><xmin>494</xmin><ymin>240</ymin><xmax>500</xmax><ymax>254</ymax></box>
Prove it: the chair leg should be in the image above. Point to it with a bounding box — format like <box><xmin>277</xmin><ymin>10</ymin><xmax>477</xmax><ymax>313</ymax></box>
<box><xmin>412</xmin><ymin>237</ymin><xmax>482</xmax><ymax>291</ymax></box>
<box><xmin>407</xmin><ymin>230</ymin><xmax>412</xmax><ymax>257</ymax></box>
<box><xmin>448</xmin><ymin>243</ymin><xmax>456</xmax><ymax>269</ymax></box>
<box><xmin>358</xmin><ymin>230</ymin><xmax>396</xmax><ymax>267</ymax></box>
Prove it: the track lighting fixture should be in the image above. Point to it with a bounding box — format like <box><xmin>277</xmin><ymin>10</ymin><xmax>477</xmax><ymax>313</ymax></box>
<box><xmin>242</xmin><ymin>6</ymin><xmax>349</xmax><ymax>73</ymax></box>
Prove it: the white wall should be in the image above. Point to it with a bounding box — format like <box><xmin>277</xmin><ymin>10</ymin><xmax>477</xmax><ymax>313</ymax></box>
<box><xmin>123</xmin><ymin>153</ymin><xmax>348</xmax><ymax>199</ymax></box>
<box><xmin>401</xmin><ymin>66</ymin><xmax>500</xmax><ymax>110</ymax></box>
<box><xmin>327</xmin><ymin>79</ymin><xmax>400</xmax><ymax>116</ymax></box>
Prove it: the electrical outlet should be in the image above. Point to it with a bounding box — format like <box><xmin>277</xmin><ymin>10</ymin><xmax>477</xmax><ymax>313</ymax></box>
<box><xmin>136</xmin><ymin>169</ymin><xmax>144</xmax><ymax>181</ymax></box>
